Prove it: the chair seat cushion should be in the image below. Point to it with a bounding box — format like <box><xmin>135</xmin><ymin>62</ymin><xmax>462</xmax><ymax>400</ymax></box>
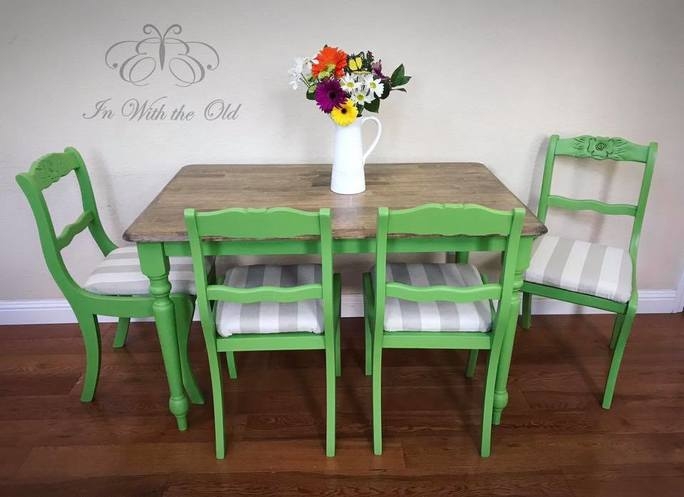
<box><xmin>374</xmin><ymin>263</ymin><xmax>493</xmax><ymax>332</ymax></box>
<box><xmin>83</xmin><ymin>246</ymin><xmax>198</xmax><ymax>296</ymax></box>
<box><xmin>216</xmin><ymin>264</ymin><xmax>324</xmax><ymax>337</ymax></box>
<box><xmin>525</xmin><ymin>235</ymin><xmax>633</xmax><ymax>303</ymax></box>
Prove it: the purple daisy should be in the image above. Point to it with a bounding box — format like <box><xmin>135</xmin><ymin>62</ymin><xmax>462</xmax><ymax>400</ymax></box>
<box><xmin>315</xmin><ymin>78</ymin><xmax>346</xmax><ymax>113</ymax></box>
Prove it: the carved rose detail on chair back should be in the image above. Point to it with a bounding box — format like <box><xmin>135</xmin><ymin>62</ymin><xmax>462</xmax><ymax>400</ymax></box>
<box><xmin>32</xmin><ymin>153</ymin><xmax>78</xmax><ymax>189</ymax></box>
<box><xmin>571</xmin><ymin>136</ymin><xmax>629</xmax><ymax>160</ymax></box>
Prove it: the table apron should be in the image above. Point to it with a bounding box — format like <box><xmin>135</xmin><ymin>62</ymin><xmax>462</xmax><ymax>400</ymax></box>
<box><xmin>157</xmin><ymin>236</ymin><xmax>533</xmax><ymax>257</ymax></box>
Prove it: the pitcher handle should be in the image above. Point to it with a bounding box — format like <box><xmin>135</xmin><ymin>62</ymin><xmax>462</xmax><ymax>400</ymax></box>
<box><xmin>361</xmin><ymin>116</ymin><xmax>382</xmax><ymax>164</ymax></box>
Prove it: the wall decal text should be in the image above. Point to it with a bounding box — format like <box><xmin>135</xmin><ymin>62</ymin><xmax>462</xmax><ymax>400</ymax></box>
<box><xmin>82</xmin><ymin>97</ymin><xmax>241</xmax><ymax>122</ymax></box>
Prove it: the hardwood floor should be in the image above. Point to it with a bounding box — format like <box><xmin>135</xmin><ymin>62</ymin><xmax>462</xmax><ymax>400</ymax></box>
<box><xmin>0</xmin><ymin>314</ymin><xmax>682</xmax><ymax>496</ymax></box>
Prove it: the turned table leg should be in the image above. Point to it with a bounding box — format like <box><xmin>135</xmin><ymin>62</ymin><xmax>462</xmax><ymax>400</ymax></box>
<box><xmin>138</xmin><ymin>242</ymin><xmax>189</xmax><ymax>431</ymax></box>
<box><xmin>493</xmin><ymin>237</ymin><xmax>532</xmax><ymax>425</ymax></box>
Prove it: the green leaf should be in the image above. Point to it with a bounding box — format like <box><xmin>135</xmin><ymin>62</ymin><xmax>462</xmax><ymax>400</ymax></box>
<box><xmin>390</xmin><ymin>65</ymin><xmax>411</xmax><ymax>87</ymax></box>
<box><xmin>364</xmin><ymin>98</ymin><xmax>380</xmax><ymax>113</ymax></box>
<box><xmin>395</xmin><ymin>75</ymin><xmax>411</xmax><ymax>86</ymax></box>
<box><xmin>305</xmin><ymin>85</ymin><xmax>316</xmax><ymax>100</ymax></box>
<box><xmin>390</xmin><ymin>64</ymin><xmax>405</xmax><ymax>86</ymax></box>
<box><xmin>391</xmin><ymin>88</ymin><xmax>407</xmax><ymax>93</ymax></box>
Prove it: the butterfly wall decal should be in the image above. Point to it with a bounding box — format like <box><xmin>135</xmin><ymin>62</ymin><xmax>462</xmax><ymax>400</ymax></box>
<box><xmin>105</xmin><ymin>24</ymin><xmax>219</xmax><ymax>87</ymax></box>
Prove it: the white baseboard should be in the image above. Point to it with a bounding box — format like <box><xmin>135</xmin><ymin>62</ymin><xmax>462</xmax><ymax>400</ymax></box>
<box><xmin>341</xmin><ymin>294</ymin><xmax>364</xmax><ymax>318</ymax></box>
<box><xmin>0</xmin><ymin>289</ymin><xmax>679</xmax><ymax>325</ymax></box>
<box><xmin>676</xmin><ymin>272</ymin><xmax>684</xmax><ymax>313</ymax></box>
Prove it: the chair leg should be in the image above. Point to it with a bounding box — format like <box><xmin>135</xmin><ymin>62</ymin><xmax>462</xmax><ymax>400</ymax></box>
<box><xmin>465</xmin><ymin>350</ymin><xmax>478</xmax><ymax>378</ymax></box>
<box><xmin>75</xmin><ymin>312</ymin><xmax>102</xmax><ymax>402</ymax></box>
<box><xmin>207</xmin><ymin>348</ymin><xmax>226</xmax><ymax>459</ymax></box>
<box><xmin>325</xmin><ymin>337</ymin><xmax>337</xmax><ymax>457</ymax></box>
<box><xmin>173</xmin><ymin>297</ymin><xmax>204</xmax><ymax>405</ymax></box>
<box><xmin>364</xmin><ymin>315</ymin><xmax>372</xmax><ymax>376</ymax></box>
<box><xmin>335</xmin><ymin>321</ymin><xmax>342</xmax><ymax>377</ymax></box>
<box><xmin>112</xmin><ymin>317</ymin><xmax>130</xmax><ymax>349</ymax></box>
<box><xmin>521</xmin><ymin>291</ymin><xmax>532</xmax><ymax>330</ymax></box>
<box><xmin>225</xmin><ymin>352</ymin><xmax>238</xmax><ymax>379</ymax></box>
<box><xmin>480</xmin><ymin>350</ymin><xmax>499</xmax><ymax>457</ymax></box>
<box><xmin>372</xmin><ymin>332</ymin><xmax>384</xmax><ymax>455</ymax></box>
<box><xmin>609</xmin><ymin>313</ymin><xmax>624</xmax><ymax>350</ymax></box>
<box><xmin>602</xmin><ymin>308</ymin><xmax>636</xmax><ymax>409</ymax></box>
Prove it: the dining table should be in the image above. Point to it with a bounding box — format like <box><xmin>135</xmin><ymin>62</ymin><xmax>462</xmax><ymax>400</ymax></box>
<box><xmin>123</xmin><ymin>162</ymin><xmax>547</xmax><ymax>431</ymax></box>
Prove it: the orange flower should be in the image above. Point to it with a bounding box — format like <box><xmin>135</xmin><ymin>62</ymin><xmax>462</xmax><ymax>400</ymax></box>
<box><xmin>311</xmin><ymin>46</ymin><xmax>347</xmax><ymax>79</ymax></box>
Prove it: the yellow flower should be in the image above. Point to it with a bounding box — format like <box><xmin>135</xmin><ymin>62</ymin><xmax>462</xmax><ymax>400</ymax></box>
<box><xmin>330</xmin><ymin>99</ymin><xmax>358</xmax><ymax>126</ymax></box>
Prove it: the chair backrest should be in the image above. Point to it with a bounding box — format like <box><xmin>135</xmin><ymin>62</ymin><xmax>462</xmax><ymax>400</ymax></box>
<box><xmin>184</xmin><ymin>207</ymin><xmax>334</xmax><ymax>338</ymax></box>
<box><xmin>16</xmin><ymin>148</ymin><xmax>117</xmax><ymax>299</ymax></box>
<box><xmin>537</xmin><ymin>135</ymin><xmax>657</xmax><ymax>265</ymax></box>
<box><xmin>374</xmin><ymin>203</ymin><xmax>525</xmax><ymax>334</ymax></box>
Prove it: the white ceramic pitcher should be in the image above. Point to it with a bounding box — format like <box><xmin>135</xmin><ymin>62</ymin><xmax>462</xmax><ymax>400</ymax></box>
<box><xmin>330</xmin><ymin>116</ymin><xmax>382</xmax><ymax>194</ymax></box>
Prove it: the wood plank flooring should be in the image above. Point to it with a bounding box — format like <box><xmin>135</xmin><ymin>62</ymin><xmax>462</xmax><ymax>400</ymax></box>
<box><xmin>0</xmin><ymin>314</ymin><xmax>682</xmax><ymax>496</ymax></box>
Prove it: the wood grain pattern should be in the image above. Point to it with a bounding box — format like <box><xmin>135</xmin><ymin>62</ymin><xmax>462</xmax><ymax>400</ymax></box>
<box><xmin>1</xmin><ymin>313</ymin><xmax>682</xmax><ymax>496</ymax></box>
<box><xmin>123</xmin><ymin>164</ymin><xmax>546</xmax><ymax>242</ymax></box>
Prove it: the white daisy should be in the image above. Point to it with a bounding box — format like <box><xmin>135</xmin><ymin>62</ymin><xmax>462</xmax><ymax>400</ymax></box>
<box><xmin>288</xmin><ymin>73</ymin><xmax>300</xmax><ymax>90</ymax></box>
<box><xmin>363</xmin><ymin>74</ymin><xmax>385</xmax><ymax>97</ymax></box>
<box><xmin>288</xmin><ymin>56</ymin><xmax>315</xmax><ymax>90</ymax></box>
<box><xmin>350</xmin><ymin>90</ymin><xmax>375</xmax><ymax>106</ymax></box>
<box><xmin>340</xmin><ymin>74</ymin><xmax>359</xmax><ymax>94</ymax></box>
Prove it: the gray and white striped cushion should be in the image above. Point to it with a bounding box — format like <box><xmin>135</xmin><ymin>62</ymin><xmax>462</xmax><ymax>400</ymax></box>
<box><xmin>216</xmin><ymin>264</ymin><xmax>323</xmax><ymax>337</ymax></box>
<box><xmin>375</xmin><ymin>263</ymin><xmax>493</xmax><ymax>332</ymax></box>
<box><xmin>525</xmin><ymin>235</ymin><xmax>632</xmax><ymax>303</ymax></box>
<box><xmin>83</xmin><ymin>246</ymin><xmax>198</xmax><ymax>295</ymax></box>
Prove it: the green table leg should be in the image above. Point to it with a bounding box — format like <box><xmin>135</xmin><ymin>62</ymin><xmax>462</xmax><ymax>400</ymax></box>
<box><xmin>172</xmin><ymin>294</ymin><xmax>205</xmax><ymax>405</ymax></box>
<box><xmin>493</xmin><ymin>237</ymin><xmax>533</xmax><ymax>425</ymax></box>
<box><xmin>138</xmin><ymin>243</ymin><xmax>189</xmax><ymax>431</ymax></box>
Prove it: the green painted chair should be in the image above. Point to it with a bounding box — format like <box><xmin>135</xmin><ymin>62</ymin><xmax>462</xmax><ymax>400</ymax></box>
<box><xmin>521</xmin><ymin>134</ymin><xmax>657</xmax><ymax>409</ymax></box>
<box><xmin>16</xmin><ymin>147</ymin><xmax>202</xmax><ymax>407</ymax></box>
<box><xmin>184</xmin><ymin>206</ymin><xmax>341</xmax><ymax>459</ymax></box>
<box><xmin>363</xmin><ymin>203</ymin><xmax>525</xmax><ymax>457</ymax></box>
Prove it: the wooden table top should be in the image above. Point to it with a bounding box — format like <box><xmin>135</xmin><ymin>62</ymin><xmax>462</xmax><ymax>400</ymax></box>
<box><xmin>123</xmin><ymin>163</ymin><xmax>547</xmax><ymax>242</ymax></box>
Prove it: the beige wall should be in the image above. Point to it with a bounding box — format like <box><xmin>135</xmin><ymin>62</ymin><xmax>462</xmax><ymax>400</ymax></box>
<box><xmin>1</xmin><ymin>0</ymin><xmax>683</xmax><ymax>300</ymax></box>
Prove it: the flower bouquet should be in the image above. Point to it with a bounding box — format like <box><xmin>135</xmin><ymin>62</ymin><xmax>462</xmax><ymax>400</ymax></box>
<box><xmin>288</xmin><ymin>45</ymin><xmax>410</xmax><ymax>194</ymax></box>
<box><xmin>288</xmin><ymin>45</ymin><xmax>410</xmax><ymax>126</ymax></box>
